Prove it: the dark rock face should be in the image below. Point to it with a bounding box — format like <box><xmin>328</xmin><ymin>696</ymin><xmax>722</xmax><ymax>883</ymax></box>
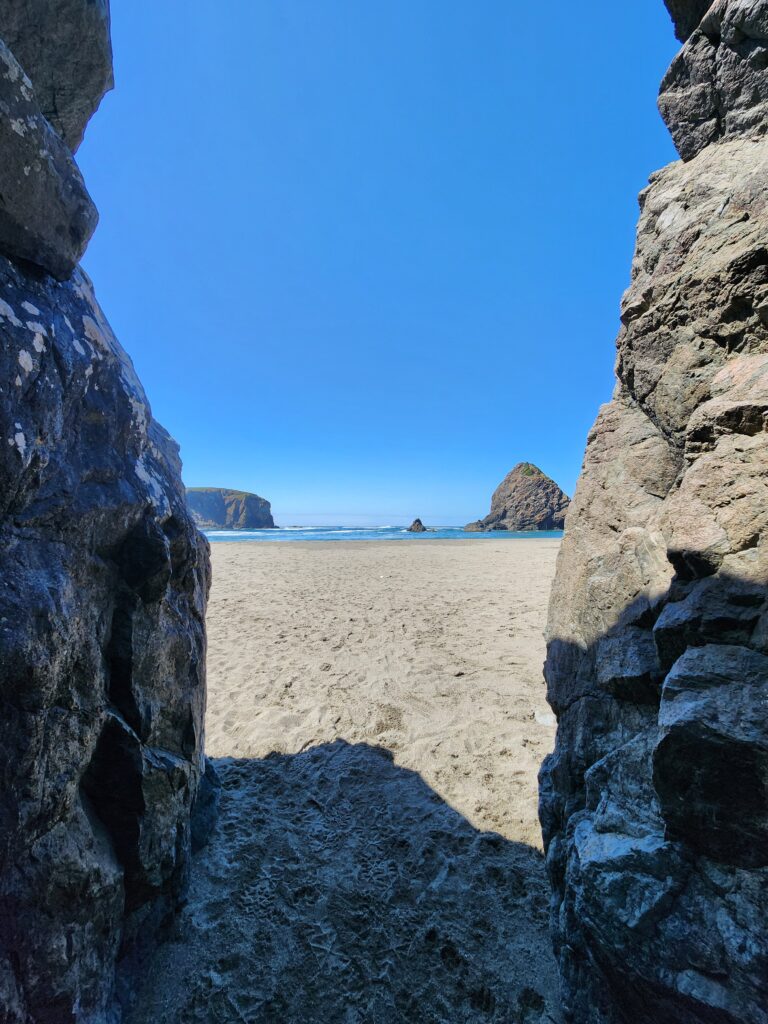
<box><xmin>186</xmin><ymin>487</ymin><xmax>276</xmax><ymax>530</ymax></box>
<box><xmin>465</xmin><ymin>463</ymin><xmax>569</xmax><ymax>532</ymax></box>
<box><xmin>664</xmin><ymin>0</ymin><xmax>713</xmax><ymax>41</ymax></box>
<box><xmin>407</xmin><ymin>518</ymin><xmax>427</xmax><ymax>532</ymax></box>
<box><xmin>0</xmin><ymin>5</ymin><xmax>212</xmax><ymax>1022</ymax></box>
<box><xmin>541</xmin><ymin>3</ymin><xmax>768</xmax><ymax>1022</ymax></box>
<box><xmin>0</xmin><ymin>0</ymin><xmax>113</xmax><ymax>151</ymax></box>
<box><xmin>660</xmin><ymin>0</ymin><xmax>768</xmax><ymax>161</ymax></box>
<box><xmin>0</xmin><ymin>258</ymin><xmax>211</xmax><ymax>1023</ymax></box>
<box><xmin>0</xmin><ymin>38</ymin><xmax>98</xmax><ymax>280</ymax></box>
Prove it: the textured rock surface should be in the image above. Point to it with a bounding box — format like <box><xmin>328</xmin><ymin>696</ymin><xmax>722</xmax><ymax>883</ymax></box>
<box><xmin>186</xmin><ymin>487</ymin><xmax>276</xmax><ymax>530</ymax></box>
<box><xmin>660</xmin><ymin>0</ymin><xmax>768</xmax><ymax>160</ymax></box>
<box><xmin>664</xmin><ymin>0</ymin><xmax>713</xmax><ymax>41</ymax></box>
<box><xmin>0</xmin><ymin>0</ymin><xmax>113</xmax><ymax>150</ymax></box>
<box><xmin>0</xmin><ymin>38</ymin><xmax>97</xmax><ymax>279</ymax></box>
<box><xmin>541</xmin><ymin>3</ymin><xmax>768</xmax><ymax>1022</ymax></box>
<box><xmin>407</xmin><ymin>517</ymin><xmax>427</xmax><ymax>532</ymax></box>
<box><xmin>0</xmin><ymin>259</ymin><xmax>211</xmax><ymax>1023</ymax></box>
<box><xmin>465</xmin><ymin>463</ymin><xmax>569</xmax><ymax>532</ymax></box>
<box><xmin>0</xmin><ymin>7</ymin><xmax>211</xmax><ymax>1023</ymax></box>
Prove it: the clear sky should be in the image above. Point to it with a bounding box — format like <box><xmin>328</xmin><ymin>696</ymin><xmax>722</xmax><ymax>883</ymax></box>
<box><xmin>78</xmin><ymin>1</ymin><xmax>680</xmax><ymax>526</ymax></box>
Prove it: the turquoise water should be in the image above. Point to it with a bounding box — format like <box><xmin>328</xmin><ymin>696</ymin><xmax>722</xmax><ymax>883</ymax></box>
<box><xmin>204</xmin><ymin>526</ymin><xmax>564</xmax><ymax>543</ymax></box>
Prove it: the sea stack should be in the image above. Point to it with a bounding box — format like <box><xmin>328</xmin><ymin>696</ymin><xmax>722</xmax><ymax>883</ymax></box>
<box><xmin>407</xmin><ymin>518</ymin><xmax>427</xmax><ymax>533</ymax></box>
<box><xmin>0</xmin><ymin>5</ymin><xmax>213</xmax><ymax>1021</ymax></box>
<box><xmin>541</xmin><ymin>3</ymin><xmax>768</xmax><ymax>1022</ymax></box>
<box><xmin>464</xmin><ymin>463</ymin><xmax>569</xmax><ymax>532</ymax></box>
<box><xmin>186</xmin><ymin>487</ymin><xmax>276</xmax><ymax>530</ymax></box>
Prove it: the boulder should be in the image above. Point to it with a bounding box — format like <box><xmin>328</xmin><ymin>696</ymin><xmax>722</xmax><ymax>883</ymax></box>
<box><xmin>0</xmin><ymin>256</ymin><xmax>212</xmax><ymax>1022</ymax></box>
<box><xmin>0</xmin><ymin>38</ymin><xmax>98</xmax><ymax>279</ymax></box>
<box><xmin>186</xmin><ymin>487</ymin><xmax>276</xmax><ymax>530</ymax></box>
<box><xmin>0</xmin><ymin>6</ymin><xmax>212</xmax><ymax>1021</ymax></box>
<box><xmin>464</xmin><ymin>462</ymin><xmax>569</xmax><ymax>532</ymax></box>
<box><xmin>541</xmin><ymin>3</ymin><xmax>768</xmax><ymax>1021</ymax></box>
<box><xmin>654</xmin><ymin>644</ymin><xmax>768</xmax><ymax>867</ymax></box>
<box><xmin>407</xmin><ymin>518</ymin><xmax>427</xmax><ymax>532</ymax></box>
<box><xmin>0</xmin><ymin>0</ymin><xmax>113</xmax><ymax>151</ymax></box>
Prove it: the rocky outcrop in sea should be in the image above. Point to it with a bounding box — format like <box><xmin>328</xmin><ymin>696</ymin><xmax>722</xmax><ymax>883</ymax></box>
<box><xmin>465</xmin><ymin>463</ymin><xmax>569</xmax><ymax>532</ymax></box>
<box><xmin>0</xmin><ymin>4</ymin><xmax>213</xmax><ymax>1021</ymax></box>
<box><xmin>541</xmin><ymin>2</ymin><xmax>768</xmax><ymax>1022</ymax></box>
<box><xmin>407</xmin><ymin>518</ymin><xmax>427</xmax><ymax>533</ymax></box>
<box><xmin>186</xmin><ymin>487</ymin><xmax>276</xmax><ymax>530</ymax></box>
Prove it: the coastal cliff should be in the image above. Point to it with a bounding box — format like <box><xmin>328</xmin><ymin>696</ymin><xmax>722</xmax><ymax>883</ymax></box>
<box><xmin>186</xmin><ymin>487</ymin><xmax>276</xmax><ymax>530</ymax></box>
<box><xmin>0</xmin><ymin>5</ymin><xmax>212</xmax><ymax>1021</ymax></box>
<box><xmin>541</xmin><ymin>2</ymin><xmax>768</xmax><ymax>1022</ymax></box>
<box><xmin>465</xmin><ymin>463</ymin><xmax>569</xmax><ymax>532</ymax></box>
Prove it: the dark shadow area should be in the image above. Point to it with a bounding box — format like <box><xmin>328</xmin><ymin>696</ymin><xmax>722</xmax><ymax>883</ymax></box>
<box><xmin>540</xmin><ymin>565</ymin><xmax>768</xmax><ymax>1024</ymax></box>
<box><xmin>125</xmin><ymin>740</ymin><xmax>561</xmax><ymax>1024</ymax></box>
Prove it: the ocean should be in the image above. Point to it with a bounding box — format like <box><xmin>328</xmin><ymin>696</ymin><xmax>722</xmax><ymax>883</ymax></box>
<box><xmin>204</xmin><ymin>526</ymin><xmax>564</xmax><ymax>543</ymax></box>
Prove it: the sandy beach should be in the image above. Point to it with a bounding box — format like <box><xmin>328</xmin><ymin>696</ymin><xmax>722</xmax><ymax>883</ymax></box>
<box><xmin>206</xmin><ymin>538</ymin><xmax>560</xmax><ymax>846</ymax></box>
<box><xmin>130</xmin><ymin>538</ymin><xmax>563</xmax><ymax>1023</ymax></box>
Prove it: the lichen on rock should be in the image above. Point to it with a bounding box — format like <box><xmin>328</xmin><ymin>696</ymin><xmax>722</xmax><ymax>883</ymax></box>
<box><xmin>0</xmin><ymin>4</ymin><xmax>213</xmax><ymax>1021</ymax></box>
<box><xmin>0</xmin><ymin>0</ymin><xmax>113</xmax><ymax>151</ymax></box>
<box><xmin>0</xmin><ymin>37</ymin><xmax>97</xmax><ymax>280</ymax></box>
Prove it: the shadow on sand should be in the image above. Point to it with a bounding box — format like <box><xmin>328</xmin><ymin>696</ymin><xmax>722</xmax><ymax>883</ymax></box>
<box><xmin>126</xmin><ymin>739</ymin><xmax>561</xmax><ymax>1024</ymax></box>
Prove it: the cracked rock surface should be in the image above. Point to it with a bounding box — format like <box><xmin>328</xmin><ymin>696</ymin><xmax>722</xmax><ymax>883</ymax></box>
<box><xmin>541</xmin><ymin>2</ymin><xmax>768</xmax><ymax>1022</ymax></box>
<box><xmin>0</xmin><ymin>0</ymin><xmax>113</xmax><ymax>151</ymax></box>
<box><xmin>0</xmin><ymin>37</ymin><xmax>97</xmax><ymax>280</ymax></box>
<box><xmin>0</xmin><ymin>3</ymin><xmax>212</xmax><ymax>1021</ymax></box>
<box><xmin>465</xmin><ymin>463</ymin><xmax>569</xmax><ymax>533</ymax></box>
<box><xmin>0</xmin><ymin>256</ymin><xmax>211</xmax><ymax>1024</ymax></box>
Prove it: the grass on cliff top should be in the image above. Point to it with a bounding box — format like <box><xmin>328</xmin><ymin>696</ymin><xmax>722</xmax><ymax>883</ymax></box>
<box><xmin>186</xmin><ymin>487</ymin><xmax>254</xmax><ymax>499</ymax></box>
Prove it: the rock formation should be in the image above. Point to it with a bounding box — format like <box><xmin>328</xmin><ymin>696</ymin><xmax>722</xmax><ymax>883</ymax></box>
<box><xmin>540</xmin><ymin>3</ymin><xmax>768</xmax><ymax>1022</ymax></box>
<box><xmin>0</xmin><ymin>0</ymin><xmax>113</xmax><ymax>151</ymax></box>
<box><xmin>407</xmin><ymin>518</ymin><xmax>427</xmax><ymax>532</ymax></box>
<box><xmin>186</xmin><ymin>487</ymin><xmax>276</xmax><ymax>530</ymax></box>
<box><xmin>0</xmin><ymin>38</ymin><xmax>97</xmax><ymax>280</ymax></box>
<box><xmin>465</xmin><ymin>463</ymin><xmax>569</xmax><ymax>532</ymax></box>
<box><xmin>0</xmin><ymin>5</ymin><xmax>213</xmax><ymax>1022</ymax></box>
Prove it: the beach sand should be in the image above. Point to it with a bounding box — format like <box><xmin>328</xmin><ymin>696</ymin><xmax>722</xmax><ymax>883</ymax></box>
<box><xmin>129</xmin><ymin>539</ymin><xmax>563</xmax><ymax>1023</ymax></box>
<box><xmin>205</xmin><ymin>538</ymin><xmax>559</xmax><ymax>846</ymax></box>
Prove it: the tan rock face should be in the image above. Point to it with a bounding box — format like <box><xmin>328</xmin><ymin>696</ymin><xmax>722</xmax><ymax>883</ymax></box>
<box><xmin>542</xmin><ymin>4</ymin><xmax>768</xmax><ymax>1022</ymax></box>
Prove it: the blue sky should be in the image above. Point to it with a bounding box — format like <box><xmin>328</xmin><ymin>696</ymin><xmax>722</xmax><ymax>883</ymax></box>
<box><xmin>78</xmin><ymin>2</ymin><xmax>680</xmax><ymax>526</ymax></box>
